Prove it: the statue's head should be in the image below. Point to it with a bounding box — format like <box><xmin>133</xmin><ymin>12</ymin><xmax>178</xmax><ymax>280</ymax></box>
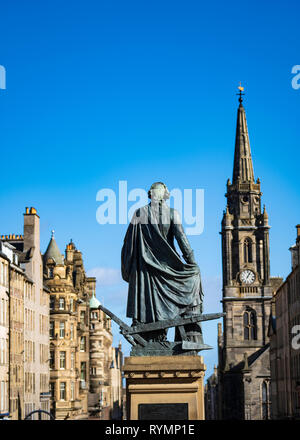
<box><xmin>148</xmin><ymin>182</ymin><xmax>170</xmax><ymax>201</ymax></box>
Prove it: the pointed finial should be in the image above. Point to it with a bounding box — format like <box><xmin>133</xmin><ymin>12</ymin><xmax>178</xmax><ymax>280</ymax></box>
<box><xmin>237</xmin><ymin>82</ymin><xmax>245</xmax><ymax>104</ymax></box>
<box><xmin>243</xmin><ymin>352</ymin><xmax>249</xmax><ymax>370</ymax></box>
<box><xmin>51</xmin><ymin>230</ymin><xmax>55</xmax><ymax>238</ymax></box>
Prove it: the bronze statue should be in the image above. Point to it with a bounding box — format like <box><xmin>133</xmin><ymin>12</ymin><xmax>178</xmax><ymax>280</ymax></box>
<box><xmin>97</xmin><ymin>182</ymin><xmax>223</xmax><ymax>356</ymax></box>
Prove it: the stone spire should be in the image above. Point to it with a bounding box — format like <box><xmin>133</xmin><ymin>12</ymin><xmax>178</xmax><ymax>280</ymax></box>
<box><xmin>43</xmin><ymin>230</ymin><xmax>64</xmax><ymax>265</ymax></box>
<box><xmin>232</xmin><ymin>86</ymin><xmax>255</xmax><ymax>184</ymax></box>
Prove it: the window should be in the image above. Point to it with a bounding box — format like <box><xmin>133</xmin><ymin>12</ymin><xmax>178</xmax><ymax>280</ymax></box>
<box><xmin>70</xmin><ymin>323</ymin><xmax>74</xmax><ymax>340</ymax></box>
<box><xmin>262</xmin><ymin>381</ymin><xmax>270</xmax><ymax>420</ymax></box>
<box><xmin>60</xmin><ymin>382</ymin><xmax>66</xmax><ymax>400</ymax></box>
<box><xmin>59</xmin><ymin>322</ymin><xmax>65</xmax><ymax>338</ymax></box>
<box><xmin>243</xmin><ymin>309</ymin><xmax>257</xmax><ymax>340</ymax></box>
<box><xmin>49</xmin><ymin>267</ymin><xmax>54</xmax><ymax>278</ymax></box>
<box><xmin>81</xmin><ymin>362</ymin><xmax>86</xmax><ymax>381</ymax></box>
<box><xmin>80</xmin><ymin>337</ymin><xmax>86</xmax><ymax>352</ymax></box>
<box><xmin>71</xmin><ymin>352</ymin><xmax>75</xmax><ymax>370</ymax></box>
<box><xmin>50</xmin><ymin>382</ymin><xmax>55</xmax><ymax>399</ymax></box>
<box><xmin>80</xmin><ymin>311</ymin><xmax>85</xmax><ymax>325</ymax></box>
<box><xmin>243</xmin><ymin>238</ymin><xmax>253</xmax><ymax>263</ymax></box>
<box><xmin>71</xmin><ymin>382</ymin><xmax>75</xmax><ymax>401</ymax></box>
<box><xmin>91</xmin><ymin>311</ymin><xmax>98</xmax><ymax>320</ymax></box>
<box><xmin>59</xmin><ymin>298</ymin><xmax>65</xmax><ymax>310</ymax></box>
<box><xmin>50</xmin><ymin>321</ymin><xmax>54</xmax><ymax>339</ymax></box>
<box><xmin>50</xmin><ymin>296</ymin><xmax>55</xmax><ymax>310</ymax></box>
<box><xmin>70</xmin><ymin>298</ymin><xmax>74</xmax><ymax>312</ymax></box>
<box><xmin>60</xmin><ymin>351</ymin><xmax>66</xmax><ymax>369</ymax></box>
<box><xmin>50</xmin><ymin>350</ymin><xmax>54</xmax><ymax>369</ymax></box>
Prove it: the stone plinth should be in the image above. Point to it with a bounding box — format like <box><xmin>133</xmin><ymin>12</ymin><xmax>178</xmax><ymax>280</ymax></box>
<box><xmin>123</xmin><ymin>355</ymin><xmax>206</xmax><ymax>420</ymax></box>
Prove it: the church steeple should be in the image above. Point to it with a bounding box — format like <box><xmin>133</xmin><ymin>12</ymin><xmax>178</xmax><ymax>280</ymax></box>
<box><xmin>232</xmin><ymin>86</ymin><xmax>255</xmax><ymax>184</ymax></box>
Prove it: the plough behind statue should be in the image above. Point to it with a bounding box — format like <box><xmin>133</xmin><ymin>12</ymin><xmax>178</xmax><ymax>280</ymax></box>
<box><xmin>98</xmin><ymin>304</ymin><xmax>224</xmax><ymax>356</ymax></box>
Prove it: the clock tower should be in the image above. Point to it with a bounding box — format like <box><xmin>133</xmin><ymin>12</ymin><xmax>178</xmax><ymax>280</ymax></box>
<box><xmin>218</xmin><ymin>89</ymin><xmax>275</xmax><ymax>420</ymax></box>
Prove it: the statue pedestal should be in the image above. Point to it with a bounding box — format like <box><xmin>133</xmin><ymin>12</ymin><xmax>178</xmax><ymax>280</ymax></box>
<box><xmin>123</xmin><ymin>355</ymin><xmax>206</xmax><ymax>420</ymax></box>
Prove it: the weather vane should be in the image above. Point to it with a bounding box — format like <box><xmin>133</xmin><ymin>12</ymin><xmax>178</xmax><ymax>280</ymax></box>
<box><xmin>237</xmin><ymin>81</ymin><xmax>245</xmax><ymax>103</ymax></box>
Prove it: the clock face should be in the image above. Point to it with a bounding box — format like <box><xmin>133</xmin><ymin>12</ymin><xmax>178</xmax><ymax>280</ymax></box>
<box><xmin>240</xmin><ymin>270</ymin><xmax>255</xmax><ymax>284</ymax></box>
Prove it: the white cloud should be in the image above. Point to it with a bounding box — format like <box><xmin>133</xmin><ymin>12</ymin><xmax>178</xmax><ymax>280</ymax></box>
<box><xmin>87</xmin><ymin>267</ymin><xmax>122</xmax><ymax>286</ymax></box>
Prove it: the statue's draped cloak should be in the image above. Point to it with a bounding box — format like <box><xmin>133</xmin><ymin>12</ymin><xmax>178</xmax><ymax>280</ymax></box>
<box><xmin>122</xmin><ymin>203</ymin><xmax>203</xmax><ymax>323</ymax></box>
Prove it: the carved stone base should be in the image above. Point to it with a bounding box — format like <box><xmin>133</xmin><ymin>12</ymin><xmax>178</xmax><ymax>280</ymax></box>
<box><xmin>123</xmin><ymin>355</ymin><xmax>206</xmax><ymax>420</ymax></box>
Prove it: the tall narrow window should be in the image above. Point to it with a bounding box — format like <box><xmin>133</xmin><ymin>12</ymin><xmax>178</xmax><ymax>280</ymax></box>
<box><xmin>59</xmin><ymin>298</ymin><xmax>65</xmax><ymax>310</ymax></box>
<box><xmin>50</xmin><ymin>321</ymin><xmax>54</xmax><ymax>339</ymax></box>
<box><xmin>49</xmin><ymin>267</ymin><xmax>54</xmax><ymax>279</ymax></box>
<box><xmin>60</xmin><ymin>382</ymin><xmax>66</xmax><ymax>400</ymax></box>
<box><xmin>71</xmin><ymin>382</ymin><xmax>75</xmax><ymax>401</ymax></box>
<box><xmin>70</xmin><ymin>298</ymin><xmax>73</xmax><ymax>312</ymax></box>
<box><xmin>81</xmin><ymin>362</ymin><xmax>86</xmax><ymax>381</ymax></box>
<box><xmin>59</xmin><ymin>322</ymin><xmax>65</xmax><ymax>339</ymax></box>
<box><xmin>243</xmin><ymin>310</ymin><xmax>257</xmax><ymax>340</ymax></box>
<box><xmin>50</xmin><ymin>382</ymin><xmax>55</xmax><ymax>399</ymax></box>
<box><xmin>50</xmin><ymin>350</ymin><xmax>54</xmax><ymax>369</ymax></box>
<box><xmin>80</xmin><ymin>337</ymin><xmax>86</xmax><ymax>352</ymax></box>
<box><xmin>50</xmin><ymin>296</ymin><xmax>55</xmax><ymax>310</ymax></box>
<box><xmin>80</xmin><ymin>311</ymin><xmax>85</xmax><ymax>325</ymax></box>
<box><xmin>60</xmin><ymin>351</ymin><xmax>66</xmax><ymax>369</ymax></box>
<box><xmin>71</xmin><ymin>352</ymin><xmax>75</xmax><ymax>370</ymax></box>
<box><xmin>262</xmin><ymin>381</ymin><xmax>269</xmax><ymax>420</ymax></box>
<box><xmin>70</xmin><ymin>323</ymin><xmax>74</xmax><ymax>340</ymax></box>
<box><xmin>243</xmin><ymin>238</ymin><xmax>253</xmax><ymax>263</ymax></box>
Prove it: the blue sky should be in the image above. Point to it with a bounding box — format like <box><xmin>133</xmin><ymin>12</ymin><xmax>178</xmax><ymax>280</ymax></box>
<box><xmin>0</xmin><ymin>0</ymin><xmax>299</xmax><ymax>380</ymax></box>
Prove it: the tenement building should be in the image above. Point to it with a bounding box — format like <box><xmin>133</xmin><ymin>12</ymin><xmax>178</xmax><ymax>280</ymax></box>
<box><xmin>269</xmin><ymin>225</ymin><xmax>300</xmax><ymax>419</ymax></box>
<box><xmin>44</xmin><ymin>233</ymin><xmax>122</xmax><ymax>420</ymax></box>
<box><xmin>1</xmin><ymin>207</ymin><xmax>50</xmax><ymax>419</ymax></box>
<box><xmin>217</xmin><ymin>92</ymin><xmax>281</xmax><ymax>420</ymax></box>
<box><xmin>0</xmin><ymin>242</ymin><xmax>10</xmax><ymax>418</ymax></box>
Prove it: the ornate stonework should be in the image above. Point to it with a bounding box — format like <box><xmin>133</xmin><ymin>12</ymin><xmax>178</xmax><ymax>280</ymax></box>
<box><xmin>217</xmin><ymin>96</ymin><xmax>278</xmax><ymax>420</ymax></box>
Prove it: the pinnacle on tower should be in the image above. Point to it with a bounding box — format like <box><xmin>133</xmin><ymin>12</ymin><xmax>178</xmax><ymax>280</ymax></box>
<box><xmin>232</xmin><ymin>85</ymin><xmax>255</xmax><ymax>184</ymax></box>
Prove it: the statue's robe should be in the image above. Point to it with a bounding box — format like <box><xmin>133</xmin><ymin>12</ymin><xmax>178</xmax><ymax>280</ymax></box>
<box><xmin>121</xmin><ymin>201</ymin><xmax>203</xmax><ymax>324</ymax></box>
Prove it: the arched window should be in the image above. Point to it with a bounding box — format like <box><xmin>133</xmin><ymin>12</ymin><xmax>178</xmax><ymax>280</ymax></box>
<box><xmin>244</xmin><ymin>238</ymin><xmax>253</xmax><ymax>263</ymax></box>
<box><xmin>262</xmin><ymin>381</ymin><xmax>269</xmax><ymax>420</ymax></box>
<box><xmin>243</xmin><ymin>309</ymin><xmax>257</xmax><ymax>340</ymax></box>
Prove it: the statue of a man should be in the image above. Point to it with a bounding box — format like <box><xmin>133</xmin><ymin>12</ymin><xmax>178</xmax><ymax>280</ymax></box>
<box><xmin>121</xmin><ymin>182</ymin><xmax>203</xmax><ymax>344</ymax></box>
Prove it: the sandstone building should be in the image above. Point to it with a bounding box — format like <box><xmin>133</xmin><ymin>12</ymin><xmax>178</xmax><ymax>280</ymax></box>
<box><xmin>1</xmin><ymin>207</ymin><xmax>50</xmax><ymax>419</ymax></box>
<box><xmin>43</xmin><ymin>233</ymin><xmax>123</xmax><ymax>420</ymax></box>
<box><xmin>0</xmin><ymin>242</ymin><xmax>10</xmax><ymax>418</ymax></box>
<box><xmin>269</xmin><ymin>225</ymin><xmax>300</xmax><ymax>419</ymax></box>
<box><xmin>217</xmin><ymin>93</ymin><xmax>281</xmax><ymax>419</ymax></box>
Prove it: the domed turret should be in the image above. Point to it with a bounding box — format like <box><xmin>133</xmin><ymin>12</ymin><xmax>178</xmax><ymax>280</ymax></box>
<box><xmin>89</xmin><ymin>291</ymin><xmax>101</xmax><ymax>309</ymax></box>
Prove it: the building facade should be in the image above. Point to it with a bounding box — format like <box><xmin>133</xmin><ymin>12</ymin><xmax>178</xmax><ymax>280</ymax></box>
<box><xmin>1</xmin><ymin>207</ymin><xmax>51</xmax><ymax>419</ymax></box>
<box><xmin>217</xmin><ymin>93</ymin><xmax>280</xmax><ymax>419</ymax></box>
<box><xmin>269</xmin><ymin>225</ymin><xmax>300</xmax><ymax>419</ymax></box>
<box><xmin>0</xmin><ymin>243</ymin><xmax>9</xmax><ymax>418</ymax></box>
<box><xmin>44</xmin><ymin>233</ymin><xmax>122</xmax><ymax>420</ymax></box>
